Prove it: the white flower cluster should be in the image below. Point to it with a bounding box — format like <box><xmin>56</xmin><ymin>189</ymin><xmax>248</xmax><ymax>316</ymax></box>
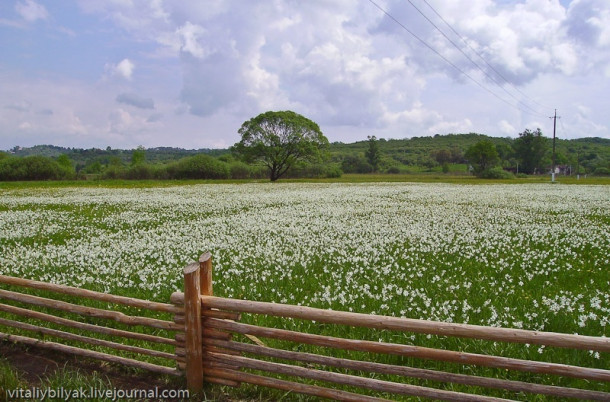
<box><xmin>0</xmin><ymin>183</ymin><xmax>608</xmax><ymax>337</ymax></box>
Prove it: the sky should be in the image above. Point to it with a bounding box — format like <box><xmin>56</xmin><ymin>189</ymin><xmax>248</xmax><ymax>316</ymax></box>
<box><xmin>1</xmin><ymin>0</ymin><xmax>609</xmax><ymax>150</ymax></box>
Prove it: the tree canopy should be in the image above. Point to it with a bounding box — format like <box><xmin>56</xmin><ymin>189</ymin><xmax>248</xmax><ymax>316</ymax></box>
<box><xmin>513</xmin><ymin>128</ymin><xmax>548</xmax><ymax>174</ymax></box>
<box><xmin>232</xmin><ymin>110</ymin><xmax>329</xmax><ymax>181</ymax></box>
<box><xmin>465</xmin><ymin>140</ymin><xmax>500</xmax><ymax>175</ymax></box>
<box><xmin>365</xmin><ymin>135</ymin><xmax>380</xmax><ymax>172</ymax></box>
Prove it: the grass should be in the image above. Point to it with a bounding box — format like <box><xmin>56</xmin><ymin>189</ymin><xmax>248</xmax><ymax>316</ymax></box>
<box><xmin>0</xmin><ymin>359</ymin><xmax>25</xmax><ymax>393</ymax></box>
<box><xmin>0</xmin><ymin>173</ymin><xmax>608</xmax><ymax>190</ymax></box>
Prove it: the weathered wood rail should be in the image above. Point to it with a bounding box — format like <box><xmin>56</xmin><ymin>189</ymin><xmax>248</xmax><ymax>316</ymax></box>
<box><xmin>0</xmin><ymin>273</ymin><xmax>182</xmax><ymax>376</ymax></box>
<box><xmin>1</xmin><ymin>252</ymin><xmax>609</xmax><ymax>401</ymax></box>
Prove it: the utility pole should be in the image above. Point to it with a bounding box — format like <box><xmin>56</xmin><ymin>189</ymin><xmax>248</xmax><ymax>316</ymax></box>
<box><xmin>549</xmin><ymin>109</ymin><xmax>560</xmax><ymax>182</ymax></box>
<box><xmin>576</xmin><ymin>147</ymin><xmax>580</xmax><ymax>180</ymax></box>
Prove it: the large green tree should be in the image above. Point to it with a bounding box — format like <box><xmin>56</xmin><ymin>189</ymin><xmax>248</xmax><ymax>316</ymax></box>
<box><xmin>232</xmin><ymin>111</ymin><xmax>329</xmax><ymax>181</ymax></box>
<box><xmin>513</xmin><ymin>128</ymin><xmax>548</xmax><ymax>174</ymax></box>
<box><xmin>465</xmin><ymin>140</ymin><xmax>500</xmax><ymax>175</ymax></box>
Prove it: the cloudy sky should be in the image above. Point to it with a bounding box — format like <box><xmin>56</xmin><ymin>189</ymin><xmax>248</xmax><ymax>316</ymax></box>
<box><xmin>1</xmin><ymin>0</ymin><xmax>609</xmax><ymax>150</ymax></box>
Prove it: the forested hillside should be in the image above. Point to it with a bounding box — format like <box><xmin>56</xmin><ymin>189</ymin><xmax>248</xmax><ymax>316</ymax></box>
<box><xmin>2</xmin><ymin>133</ymin><xmax>609</xmax><ymax>181</ymax></box>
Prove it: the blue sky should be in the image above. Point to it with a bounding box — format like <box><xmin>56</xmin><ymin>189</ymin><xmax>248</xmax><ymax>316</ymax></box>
<box><xmin>1</xmin><ymin>0</ymin><xmax>609</xmax><ymax>150</ymax></box>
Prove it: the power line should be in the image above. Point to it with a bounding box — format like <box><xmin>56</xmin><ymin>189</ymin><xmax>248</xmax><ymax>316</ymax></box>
<box><xmin>367</xmin><ymin>0</ymin><xmax>548</xmax><ymax>118</ymax></box>
<box><xmin>406</xmin><ymin>0</ymin><xmax>549</xmax><ymax>117</ymax></box>
<box><xmin>418</xmin><ymin>0</ymin><xmax>553</xmax><ymax>112</ymax></box>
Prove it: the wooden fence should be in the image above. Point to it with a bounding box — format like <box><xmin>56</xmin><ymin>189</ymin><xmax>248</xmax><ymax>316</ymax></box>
<box><xmin>1</xmin><ymin>252</ymin><xmax>609</xmax><ymax>401</ymax></box>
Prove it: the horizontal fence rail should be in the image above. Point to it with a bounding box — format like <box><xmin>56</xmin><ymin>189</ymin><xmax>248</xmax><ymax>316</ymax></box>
<box><xmin>0</xmin><ymin>274</ymin><xmax>182</xmax><ymax>378</ymax></box>
<box><xmin>0</xmin><ymin>274</ymin><xmax>182</xmax><ymax>314</ymax></box>
<box><xmin>198</xmin><ymin>295</ymin><xmax>610</xmax><ymax>352</ymax></box>
<box><xmin>203</xmin><ymin>338</ymin><xmax>610</xmax><ymax>401</ymax></box>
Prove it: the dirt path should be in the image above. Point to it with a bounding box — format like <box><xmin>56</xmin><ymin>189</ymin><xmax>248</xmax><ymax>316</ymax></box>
<box><xmin>1</xmin><ymin>341</ymin><xmax>182</xmax><ymax>388</ymax></box>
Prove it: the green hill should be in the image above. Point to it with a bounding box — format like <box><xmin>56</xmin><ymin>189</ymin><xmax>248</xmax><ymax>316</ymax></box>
<box><xmin>3</xmin><ymin>134</ymin><xmax>609</xmax><ymax>177</ymax></box>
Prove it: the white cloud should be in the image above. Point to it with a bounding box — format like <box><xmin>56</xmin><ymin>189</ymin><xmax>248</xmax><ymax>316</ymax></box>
<box><xmin>116</xmin><ymin>59</ymin><xmax>135</xmax><ymax>80</ymax></box>
<box><xmin>15</xmin><ymin>0</ymin><xmax>48</xmax><ymax>22</ymax></box>
<box><xmin>176</xmin><ymin>22</ymin><xmax>207</xmax><ymax>59</ymax></box>
<box><xmin>499</xmin><ymin>120</ymin><xmax>516</xmax><ymax>135</ymax></box>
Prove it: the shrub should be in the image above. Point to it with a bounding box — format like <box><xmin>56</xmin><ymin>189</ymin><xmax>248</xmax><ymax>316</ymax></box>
<box><xmin>324</xmin><ymin>164</ymin><xmax>343</xmax><ymax>178</ymax></box>
<box><xmin>125</xmin><ymin>164</ymin><xmax>154</xmax><ymax>180</ymax></box>
<box><xmin>341</xmin><ymin>154</ymin><xmax>373</xmax><ymax>173</ymax></box>
<box><xmin>229</xmin><ymin>161</ymin><xmax>252</xmax><ymax>179</ymax></box>
<box><xmin>56</xmin><ymin>154</ymin><xmax>76</xmax><ymax>180</ymax></box>
<box><xmin>102</xmin><ymin>165</ymin><xmax>126</xmax><ymax>179</ymax></box>
<box><xmin>0</xmin><ymin>155</ymin><xmax>63</xmax><ymax>181</ymax></box>
<box><xmin>593</xmin><ymin>167</ymin><xmax>610</xmax><ymax>176</ymax></box>
<box><xmin>171</xmin><ymin>154</ymin><xmax>230</xmax><ymax>179</ymax></box>
<box><xmin>386</xmin><ymin>166</ymin><xmax>400</xmax><ymax>174</ymax></box>
<box><xmin>479</xmin><ymin>166</ymin><xmax>514</xmax><ymax>179</ymax></box>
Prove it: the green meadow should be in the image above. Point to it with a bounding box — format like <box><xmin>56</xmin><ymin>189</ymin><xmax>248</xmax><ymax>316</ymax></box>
<box><xmin>0</xmin><ymin>179</ymin><xmax>608</xmax><ymax>400</ymax></box>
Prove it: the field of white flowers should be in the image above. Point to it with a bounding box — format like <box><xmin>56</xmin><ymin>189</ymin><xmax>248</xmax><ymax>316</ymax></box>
<box><xmin>1</xmin><ymin>183</ymin><xmax>608</xmax><ymax>375</ymax></box>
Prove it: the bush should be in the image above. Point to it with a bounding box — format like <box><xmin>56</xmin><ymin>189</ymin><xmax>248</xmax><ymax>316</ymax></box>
<box><xmin>324</xmin><ymin>164</ymin><xmax>343</xmax><ymax>178</ymax></box>
<box><xmin>593</xmin><ymin>167</ymin><xmax>610</xmax><ymax>176</ymax></box>
<box><xmin>228</xmin><ymin>161</ymin><xmax>252</xmax><ymax>179</ymax></box>
<box><xmin>0</xmin><ymin>156</ymin><xmax>63</xmax><ymax>181</ymax></box>
<box><xmin>479</xmin><ymin>167</ymin><xmax>514</xmax><ymax>179</ymax></box>
<box><xmin>283</xmin><ymin>162</ymin><xmax>342</xmax><ymax>179</ymax></box>
<box><xmin>125</xmin><ymin>164</ymin><xmax>154</xmax><ymax>180</ymax></box>
<box><xmin>249</xmin><ymin>165</ymin><xmax>268</xmax><ymax>179</ymax></box>
<box><xmin>386</xmin><ymin>166</ymin><xmax>400</xmax><ymax>174</ymax></box>
<box><xmin>341</xmin><ymin>155</ymin><xmax>373</xmax><ymax>173</ymax></box>
<box><xmin>516</xmin><ymin>173</ymin><xmax>529</xmax><ymax>178</ymax></box>
<box><xmin>102</xmin><ymin>165</ymin><xmax>126</xmax><ymax>179</ymax></box>
<box><xmin>171</xmin><ymin>154</ymin><xmax>230</xmax><ymax>179</ymax></box>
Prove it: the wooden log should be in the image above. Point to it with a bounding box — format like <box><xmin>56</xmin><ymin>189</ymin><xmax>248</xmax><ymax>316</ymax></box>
<box><xmin>175</xmin><ymin>312</ymin><xmax>239</xmax><ymax>325</ymax></box>
<box><xmin>203</xmin><ymin>359</ymin><xmax>241</xmax><ymax>372</ymax></box>
<box><xmin>199</xmin><ymin>252</ymin><xmax>213</xmax><ymax>296</ymax></box>
<box><xmin>173</xmin><ymin>314</ymin><xmax>185</xmax><ymax>325</ymax></box>
<box><xmin>206</xmin><ymin>318</ymin><xmax>610</xmax><ymax>383</ymax></box>
<box><xmin>0</xmin><ymin>303</ymin><xmax>176</xmax><ymax>346</ymax></box>
<box><xmin>208</xmin><ymin>352</ymin><xmax>508</xmax><ymax>402</ymax></box>
<box><xmin>200</xmin><ymin>296</ymin><xmax>610</xmax><ymax>352</ymax></box>
<box><xmin>0</xmin><ymin>331</ymin><xmax>180</xmax><ymax>376</ymax></box>
<box><xmin>205</xmin><ymin>367</ymin><xmax>392</xmax><ymax>402</ymax></box>
<box><xmin>183</xmin><ymin>261</ymin><xmax>203</xmax><ymax>393</ymax></box>
<box><xmin>175</xmin><ymin>332</ymin><xmax>185</xmax><ymax>344</ymax></box>
<box><xmin>0</xmin><ymin>317</ymin><xmax>176</xmax><ymax>361</ymax></box>
<box><xmin>0</xmin><ymin>274</ymin><xmax>182</xmax><ymax>314</ymax></box>
<box><xmin>206</xmin><ymin>338</ymin><xmax>610</xmax><ymax>401</ymax></box>
<box><xmin>170</xmin><ymin>291</ymin><xmax>184</xmax><ymax>305</ymax></box>
<box><xmin>203</xmin><ymin>376</ymin><xmax>240</xmax><ymax>388</ymax></box>
<box><xmin>202</xmin><ymin>309</ymin><xmax>241</xmax><ymax>321</ymax></box>
<box><xmin>202</xmin><ymin>328</ymin><xmax>232</xmax><ymax>341</ymax></box>
<box><xmin>205</xmin><ymin>345</ymin><xmax>242</xmax><ymax>357</ymax></box>
<box><xmin>0</xmin><ymin>289</ymin><xmax>182</xmax><ymax>332</ymax></box>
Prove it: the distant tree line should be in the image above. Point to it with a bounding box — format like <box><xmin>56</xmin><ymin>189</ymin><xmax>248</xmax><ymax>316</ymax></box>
<box><xmin>2</xmin><ymin>114</ymin><xmax>609</xmax><ymax>181</ymax></box>
<box><xmin>461</xmin><ymin>127</ymin><xmax>610</xmax><ymax>178</ymax></box>
<box><xmin>0</xmin><ymin>150</ymin><xmax>344</xmax><ymax>182</ymax></box>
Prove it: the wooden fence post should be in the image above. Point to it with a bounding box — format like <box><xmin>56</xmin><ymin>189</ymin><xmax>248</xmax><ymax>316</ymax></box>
<box><xmin>183</xmin><ymin>261</ymin><xmax>203</xmax><ymax>393</ymax></box>
<box><xmin>199</xmin><ymin>252</ymin><xmax>213</xmax><ymax>297</ymax></box>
